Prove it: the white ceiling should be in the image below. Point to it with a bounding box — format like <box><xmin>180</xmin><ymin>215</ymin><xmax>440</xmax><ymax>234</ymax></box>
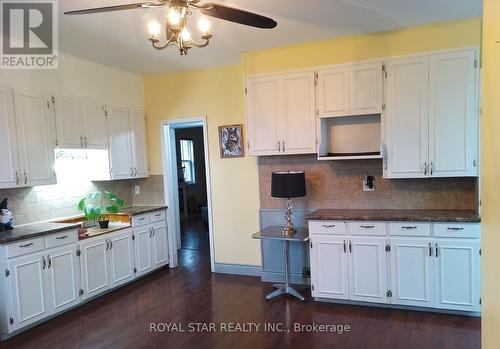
<box><xmin>59</xmin><ymin>0</ymin><xmax>482</xmax><ymax>74</ymax></box>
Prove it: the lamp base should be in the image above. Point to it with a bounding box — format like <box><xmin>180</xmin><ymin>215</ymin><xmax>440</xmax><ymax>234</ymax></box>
<box><xmin>281</xmin><ymin>198</ymin><xmax>296</xmax><ymax>237</ymax></box>
<box><xmin>281</xmin><ymin>225</ymin><xmax>296</xmax><ymax>237</ymax></box>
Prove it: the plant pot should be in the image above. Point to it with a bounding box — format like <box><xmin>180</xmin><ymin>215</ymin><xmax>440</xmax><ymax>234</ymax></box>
<box><xmin>98</xmin><ymin>220</ymin><xmax>109</xmax><ymax>229</ymax></box>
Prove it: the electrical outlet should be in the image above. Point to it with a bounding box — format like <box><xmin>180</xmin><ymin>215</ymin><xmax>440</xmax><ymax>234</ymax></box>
<box><xmin>363</xmin><ymin>175</ymin><xmax>375</xmax><ymax>192</ymax></box>
<box><xmin>134</xmin><ymin>186</ymin><xmax>140</xmax><ymax>195</ymax></box>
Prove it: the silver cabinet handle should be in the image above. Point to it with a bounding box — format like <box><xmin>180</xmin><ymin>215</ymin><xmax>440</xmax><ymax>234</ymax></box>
<box><xmin>401</xmin><ymin>226</ymin><xmax>417</xmax><ymax>229</ymax></box>
<box><xmin>154</xmin><ymin>213</ymin><xmax>162</xmax><ymax>217</ymax></box>
<box><xmin>430</xmin><ymin>162</ymin><xmax>434</xmax><ymax>175</ymax></box>
<box><xmin>134</xmin><ymin>167</ymin><xmax>137</xmax><ymax>176</ymax></box>
<box><xmin>47</xmin><ymin>255</ymin><xmax>51</xmax><ymax>269</ymax></box>
<box><xmin>429</xmin><ymin>243</ymin><xmax>432</xmax><ymax>257</ymax></box>
<box><xmin>343</xmin><ymin>240</ymin><xmax>347</xmax><ymax>253</ymax></box>
<box><xmin>23</xmin><ymin>170</ymin><xmax>27</xmax><ymax>185</ymax></box>
<box><xmin>138</xmin><ymin>217</ymin><xmax>145</xmax><ymax>221</ymax></box>
<box><xmin>84</xmin><ymin>136</ymin><xmax>88</xmax><ymax>148</ymax></box>
<box><xmin>130</xmin><ymin>167</ymin><xmax>134</xmax><ymax>176</ymax></box>
<box><xmin>15</xmin><ymin>171</ymin><xmax>19</xmax><ymax>186</ymax></box>
<box><xmin>360</xmin><ymin>225</ymin><xmax>375</xmax><ymax>229</ymax></box>
<box><xmin>435</xmin><ymin>243</ymin><xmax>439</xmax><ymax>258</ymax></box>
<box><xmin>56</xmin><ymin>235</ymin><xmax>68</xmax><ymax>240</ymax></box>
<box><xmin>109</xmin><ymin>240</ymin><xmax>112</xmax><ymax>250</ymax></box>
<box><xmin>80</xmin><ymin>136</ymin><xmax>84</xmax><ymax>148</ymax></box>
<box><xmin>348</xmin><ymin>240</ymin><xmax>352</xmax><ymax>253</ymax></box>
<box><xmin>322</xmin><ymin>224</ymin><xmax>336</xmax><ymax>228</ymax></box>
<box><xmin>105</xmin><ymin>239</ymin><xmax>109</xmax><ymax>250</ymax></box>
<box><xmin>447</xmin><ymin>227</ymin><xmax>464</xmax><ymax>231</ymax></box>
<box><xmin>277</xmin><ymin>141</ymin><xmax>281</xmax><ymax>152</ymax></box>
<box><xmin>42</xmin><ymin>256</ymin><xmax>46</xmax><ymax>269</ymax></box>
<box><xmin>282</xmin><ymin>140</ymin><xmax>285</xmax><ymax>153</ymax></box>
<box><xmin>19</xmin><ymin>242</ymin><xmax>34</xmax><ymax>248</ymax></box>
<box><xmin>423</xmin><ymin>162</ymin><xmax>428</xmax><ymax>175</ymax></box>
<box><xmin>152</xmin><ymin>229</ymin><xmax>155</xmax><ymax>237</ymax></box>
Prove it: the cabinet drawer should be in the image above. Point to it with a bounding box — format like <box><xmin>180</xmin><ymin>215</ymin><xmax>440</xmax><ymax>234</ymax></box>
<box><xmin>132</xmin><ymin>214</ymin><xmax>150</xmax><ymax>227</ymax></box>
<box><xmin>389</xmin><ymin>223</ymin><xmax>431</xmax><ymax>237</ymax></box>
<box><xmin>5</xmin><ymin>238</ymin><xmax>44</xmax><ymax>259</ymax></box>
<box><xmin>149</xmin><ymin>210</ymin><xmax>166</xmax><ymax>223</ymax></box>
<box><xmin>347</xmin><ymin>222</ymin><xmax>386</xmax><ymax>236</ymax></box>
<box><xmin>309</xmin><ymin>221</ymin><xmax>346</xmax><ymax>235</ymax></box>
<box><xmin>433</xmin><ymin>223</ymin><xmax>480</xmax><ymax>239</ymax></box>
<box><xmin>45</xmin><ymin>229</ymin><xmax>78</xmax><ymax>249</ymax></box>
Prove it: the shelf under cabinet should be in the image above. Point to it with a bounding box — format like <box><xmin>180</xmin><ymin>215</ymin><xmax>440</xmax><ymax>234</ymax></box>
<box><xmin>318</xmin><ymin>152</ymin><xmax>382</xmax><ymax>161</ymax></box>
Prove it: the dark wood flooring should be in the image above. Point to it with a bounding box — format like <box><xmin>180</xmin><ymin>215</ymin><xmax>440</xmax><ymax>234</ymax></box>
<box><xmin>1</xmin><ymin>221</ymin><xmax>480</xmax><ymax>349</ymax></box>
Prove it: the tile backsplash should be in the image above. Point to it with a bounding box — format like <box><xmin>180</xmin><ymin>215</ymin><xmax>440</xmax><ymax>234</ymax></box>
<box><xmin>259</xmin><ymin>155</ymin><xmax>478</xmax><ymax>211</ymax></box>
<box><xmin>0</xmin><ymin>175</ymin><xmax>165</xmax><ymax>225</ymax></box>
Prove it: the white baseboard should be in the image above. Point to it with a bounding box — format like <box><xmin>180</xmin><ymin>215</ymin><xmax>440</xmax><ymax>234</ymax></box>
<box><xmin>213</xmin><ymin>263</ymin><xmax>261</xmax><ymax>277</ymax></box>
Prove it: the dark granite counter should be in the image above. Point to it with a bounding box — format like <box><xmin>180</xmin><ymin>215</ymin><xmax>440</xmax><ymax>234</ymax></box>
<box><xmin>0</xmin><ymin>222</ymin><xmax>81</xmax><ymax>244</ymax></box>
<box><xmin>306</xmin><ymin>209</ymin><xmax>480</xmax><ymax>223</ymax></box>
<box><xmin>119</xmin><ymin>206</ymin><xmax>167</xmax><ymax>216</ymax></box>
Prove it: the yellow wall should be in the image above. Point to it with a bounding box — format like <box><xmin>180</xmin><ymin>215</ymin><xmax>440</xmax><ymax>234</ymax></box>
<box><xmin>242</xmin><ymin>18</ymin><xmax>481</xmax><ymax>75</ymax></box>
<box><xmin>144</xmin><ymin>65</ymin><xmax>261</xmax><ymax>265</ymax></box>
<box><xmin>144</xmin><ymin>18</ymin><xmax>482</xmax><ymax>267</ymax></box>
<box><xmin>481</xmin><ymin>1</ymin><xmax>500</xmax><ymax>347</ymax></box>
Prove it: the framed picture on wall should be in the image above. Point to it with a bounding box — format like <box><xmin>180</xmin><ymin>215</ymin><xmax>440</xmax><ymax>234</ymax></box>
<box><xmin>218</xmin><ymin>124</ymin><xmax>244</xmax><ymax>158</ymax></box>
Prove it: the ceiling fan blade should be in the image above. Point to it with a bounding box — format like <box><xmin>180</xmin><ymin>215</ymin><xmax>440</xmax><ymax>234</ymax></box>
<box><xmin>64</xmin><ymin>2</ymin><xmax>157</xmax><ymax>15</ymax></box>
<box><xmin>200</xmin><ymin>3</ymin><xmax>277</xmax><ymax>29</ymax></box>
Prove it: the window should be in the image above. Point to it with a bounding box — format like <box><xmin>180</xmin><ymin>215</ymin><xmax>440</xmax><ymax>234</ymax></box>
<box><xmin>180</xmin><ymin>139</ymin><xmax>195</xmax><ymax>184</ymax></box>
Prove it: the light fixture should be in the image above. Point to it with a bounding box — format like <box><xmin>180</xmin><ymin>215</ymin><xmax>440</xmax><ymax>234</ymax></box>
<box><xmin>148</xmin><ymin>2</ymin><xmax>213</xmax><ymax>55</ymax></box>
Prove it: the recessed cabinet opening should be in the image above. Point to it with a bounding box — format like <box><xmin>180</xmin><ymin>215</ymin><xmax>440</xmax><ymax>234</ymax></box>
<box><xmin>318</xmin><ymin>114</ymin><xmax>382</xmax><ymax>160</ymax></box>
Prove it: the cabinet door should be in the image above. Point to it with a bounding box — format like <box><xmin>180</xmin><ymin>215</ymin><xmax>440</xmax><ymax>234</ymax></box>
<box><xmin>348</xmin><ymin>237</ymin><xmax>388</xmax><ymax>303</ymax></box>
<box><xmin>134</xmin><ymin>226</ymin><xmax>153</xmax><ymax>277</ymax></box>
<box><xmin>281</xmin><ymin>72</ymin><xmax>316</xmax><ymax>154</ymax></box>
<box><xmin>390</xmin><ymin>238</ymin><xmax>434</xmax><ymax>307</ymax></box>
<box><xmin>0</xmin><ymin>86</ymin><xmax>20</xmax><ymax>189</ymax></box>
<box><xmin>310</xmin><ymin>235</ymin><xmax>349</xmax><ymax>299</ymax></box>
<box><xmin>151</xmin><ymin>222</ymin><xmax>169</xmax><ymax>268</ymax></box>
<box><xmin>80</xmin><ymin>236</ymin><xmax>110</xmax><ymax>299</ymax></box>
<box><xmin>434</xmin><ymin>239</ymin><xmax>481</xmax><ymax>311</ymax></box>
<box><xmin>55</xmin><ymin>95</ymin><xmax>82</xmax><ymax>149</ymax></box>
<box><xmin>245</xmin><ymin>76</ymin><xmax>280</xmax><ymax>155</ymax></box>
<box><xmin>13</xmin><ymin>88</ymin><xmax>56</xmax><ymax>186</ymax></box>
<box><xmin>107</xmin><ymin>104</ymin><xmax>133</xmax><ymax>179</ymax></box>
<box><xmin>129</xmin><ymin>108</ymin><xmax>149</xmax><ymax>178</ymax></box>
<box><xmin>7</xmin><ymin>252</ymin><xmax>50</xmax><ymax>331</ymax></box>
<box><xmin>81</xmin><ymin>98</ymin><xmax>107</xmax><ymax>149</ymax></box>
<box><xmin>429</xmin><ymin>50</ymin><xmax>478</xmax><ymax>177</ymax></box>
<box><xmin>46</xmin><ymin>244</ymin><xmax>80</xmax><ymax>314</ymax></box>
<box><xmin>108</xmin><ymin>230</ymin><xmax>135</xmax><ymax>288</ymax></box>
<box><xmin>317</xmin><ymin>66</ymin><xmax>349</xmax><ymax>117</ymax></box>
<box><xmin>384</xmin><ymin>57</ymin><xmax>429</xmax><ymax>178</ymax></box>
<box><xmin>349</xmin><ymin>62</ymin><xmax>383</xmax><ymax>116</ymax></box>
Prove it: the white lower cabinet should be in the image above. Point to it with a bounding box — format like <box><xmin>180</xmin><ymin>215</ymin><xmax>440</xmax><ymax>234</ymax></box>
<box><xmin>133</xmin><ymin>226</ymin><xmax>154</xmax><ymax>277</ymax></box>
<box><xmin>108</xmin><ymin>231</ymin><xmax>135</xmax><ymax>288</ymax></box>
<box><xmin>133</xmin><ymin>213</ymin><xmax>168</xmax><ymax>277</ymax></box>
<box><xmin>80</xmin><ymin>235</ymin><xmax>110</xmax><ymax>299</ymax></box>
<box><xmin>152</xmin><ymin>222</ymin><xmax>169</xmax><ymax>267</ymax></box>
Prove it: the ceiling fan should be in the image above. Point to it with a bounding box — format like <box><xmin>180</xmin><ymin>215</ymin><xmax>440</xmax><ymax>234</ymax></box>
<box><xmin>65</xmin><ymin>0</ymin><xmax>277</xmax><ymax>55</ymax></box>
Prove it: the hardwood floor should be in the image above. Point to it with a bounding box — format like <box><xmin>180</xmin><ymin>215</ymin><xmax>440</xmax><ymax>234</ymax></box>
<box><xmin>1</xmin><ymin>232</ymin><xmax>480</xmax><ymax>349</ymax></box>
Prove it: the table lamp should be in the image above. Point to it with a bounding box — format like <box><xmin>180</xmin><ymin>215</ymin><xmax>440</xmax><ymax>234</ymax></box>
<box><xmin>271</xmin><ymin>171</ymin><xmax>306</xmax><ymax>237</ymax></box>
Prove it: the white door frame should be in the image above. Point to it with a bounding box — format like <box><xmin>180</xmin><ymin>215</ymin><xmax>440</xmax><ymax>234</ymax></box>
<box><xmin>160</xmin><ymin>116</ymin><xmax>215</xmax><ymax>272</ymax></box>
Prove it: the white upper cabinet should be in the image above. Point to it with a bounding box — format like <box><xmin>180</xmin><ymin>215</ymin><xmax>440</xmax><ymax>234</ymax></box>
<box><xmin>129</xmin><ymin>108</ymin><xmax>149</xmax><ymax>178</ymax></box>
<box><xmin>384</xmin><ymin>48</ymin><xmax>479</xmax><ymax>178</ymax></box>
<box><xmin>316</xmin><ymin>61</ymin><xmax>383</xmax><ymax>118</ymax></box>
<box><xmin>384</xmin><ymin>56</ymin><xmax>429</xmax><ymax>178</ymax></box>
<box><xmin>13</xmin><ymin>88</ymin><xmax>56</xmax><ymax>187</ymax></box>
<box><xmin>55</xmin><ymin>95</ymin><xmax>81</xmax><ymax>149</ymax></box>
<box><xmin>429</xmin><ymin>50</ymin><xmax>478</xmax><ymax>177</ymax></box>
<box><xmin>246</xmin><ymin>71</ymin><xmax>316</xmax><ymax>156</ymax></box>
<box><xmin>0</xmin><ymin>86</ymin><xmax>20</xmax><ymax>189</ymax></box>
<box><xmin>80</xmin><ymin>98</ymin><xmax>107</xmax><ymax>149</ymax></box>
<box><xmin>317</xmin><ymin>65</ymin><xmax>349</xmax><ymax>117</ymax></box>
<box><xmin>349</xmin><ymin>62</ymin><xmax>384</xmax><ymax>116</ymax></box>
<box><xmin>107</xmin><ymin>104</ymin><xmax>134</xmax><ymax>180</ymax></box>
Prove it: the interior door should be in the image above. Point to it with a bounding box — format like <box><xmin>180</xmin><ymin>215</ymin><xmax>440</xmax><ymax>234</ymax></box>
<box><xmin>245</xmin><ymin>76</ymin><xmax>280</xmax><ymax>155</ymax></box>
<box><xmin>7</xmin><ymin>252</ymin><xmax>50</xmax><ymax>331</ymax></box>
<box><xmin>152</xmin><ymin>222</ymin><xmax>169</xmax><ymax>267</ymax></box>
<box><xmin>434</xmin><ymin>239</ymin><xmax>481</xmax><ymax>311</ymax></box>
<box><xmin>384</xmin><ymin>56</ymin><xmax>429</xmax><ymax>178</ymax></box>
<box><xmin>80</xmin><ymin>98</ymin><xmax>107</xmax><ymax>149</ymax></box>
<box><xmin>428</xmin><ymin>49</ymin><xmax>478</xmax><ymax>177</ymax></box>
<box><xmin>106</xmin><ymin>104</ymin><xmax>133</xmax><ymax>179</ymax></box>
<box><xmin>133</xmin><ymin>226</ymin><xmax>153</xmax><ymax>277</ymax></box>
<box><xmin>46</xmin><ymin>244</ymin><xmax>80</xmax><ymax>314</ymax></box>
<box><xmin>55</xmin><ymin>95</ymin><xmax>82</xmax><ymax>149</ymax></box>
<box><xmin>349</xmin><ymin>62</ymin><xmax>383</xmax><ymax>116</ymax></box>
<box><xmin>390</xmin><ymin>238</ymin><xmax>434</xmax><ymax>307</ymax></box>
<box><xmin>0</xmin><ymin>86</ymin><xmax>20</xmax><ymax>189</ymax></box>
<box><xmin>281</xmin><ymin>71</ymin><xmax>316</xmax><ymax>154</ymax></box>
<box><xmin>108</xmin><ymin>230</ymin><xmax>135</xmax><ymax>287</ymax></box>
<box><xmin>13</xmin><ymin>88</ymin><xmax>56</xmax><ymax>186</ymax></box>
<box><xmin>348</xmin><ymin>237</ymin><xmax>388</xmax><ymax>303</ymax></box>
<box><xmin>316</xmin><ymin>65</ymin><xmax>349</xmax><ymax>117</ymax></box>
<box><xmin>310</xmin><ymin>235</ymin><xmax>349</xmax><ymax>299</ymax></box>
<box><xmin>129</xmin><ymin>108</ymin><xmax>149</xmax><ymax>178</ymax></box>
<box><xmin>80</xmin><ymin>236</ymin><xmax>110</xmax><ymax>299</ymax></box>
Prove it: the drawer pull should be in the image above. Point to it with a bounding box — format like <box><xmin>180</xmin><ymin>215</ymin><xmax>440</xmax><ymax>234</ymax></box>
<box><xmin>428</xmin><ymin>243</ymin><xmax>432</xmax><ymax>257</ymax></box>
<box><xmin>447</xmin><ymin>227</ymin><xmax>465</xmax><ymax>231</ymax></box>
<box><xmin>322</xmin><ymin>224</ymin><xmax>336</xmax><ymax>228</ymax></box>
<box><xmin>138</xmin><ymin>217</ymin><xmax>145</xmax><ymax>221</ymax></box>
<box><xmin>343</xmin><ymin>240</ymin><xmax>346</xmax><ymax>253</ymax></box>
<box><xmin>56</xmin><ymin>235</ymin><xmax>68</xmax><ymax>240</ymax></box>
<box><xmin>19</xmin><ymin>242</ymin><xmax>34</xmax><ymax>248</ymax></box>
<box><xmin>154</xmin><ymin>213</ymin><xmax>162</xmax><ymax>217</ymax></box>
<box><xmin>360</xmin><ymin>225</ymin><xmax>375</xmax><ymax>229</ymax></box>
<box><xmin>401</xmin><ymin>226</ymin><xmax>417</xmax><ymax>229</ymax></box>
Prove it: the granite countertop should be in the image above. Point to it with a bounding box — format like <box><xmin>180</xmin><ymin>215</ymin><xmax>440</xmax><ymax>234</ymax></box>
<box><xmin>119</xmin><ymin>206</ymin><xmax>168</xmax><ymax>216</ymax></box>
<box><xmin>0</xmin><ymin>222</ymin><xmax>81</xmax><ymax>244</ymax></box>
<box><xmin>306</xmin><ymin>209</ymin><xmax>481</xmax><ymax>223</ymax></box>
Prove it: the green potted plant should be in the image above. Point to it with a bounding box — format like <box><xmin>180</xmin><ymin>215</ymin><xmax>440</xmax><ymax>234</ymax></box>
<box><xmin>78</xmin><ymin>191</ymin><xmax>125</xmax><ymax>229</ymax></box>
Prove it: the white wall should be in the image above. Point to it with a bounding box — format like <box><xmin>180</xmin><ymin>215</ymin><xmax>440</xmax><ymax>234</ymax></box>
<box><xmin>0</xmin><ymin>53</ymin><xmax>144</xmax><ymax>107</ymax></box>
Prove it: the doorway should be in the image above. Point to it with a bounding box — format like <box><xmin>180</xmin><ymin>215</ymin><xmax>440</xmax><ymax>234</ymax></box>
<box><xmin>161</xmin><ymin>117</ymin><xmax>215</xmax><ymax>271</ymax></box>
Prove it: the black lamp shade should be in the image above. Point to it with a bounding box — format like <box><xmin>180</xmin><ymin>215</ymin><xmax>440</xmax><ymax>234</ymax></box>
<box><xmin>271</xmin><ymin>171</ymin><xmax>306</xmax><ymax>199</ymax></box>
